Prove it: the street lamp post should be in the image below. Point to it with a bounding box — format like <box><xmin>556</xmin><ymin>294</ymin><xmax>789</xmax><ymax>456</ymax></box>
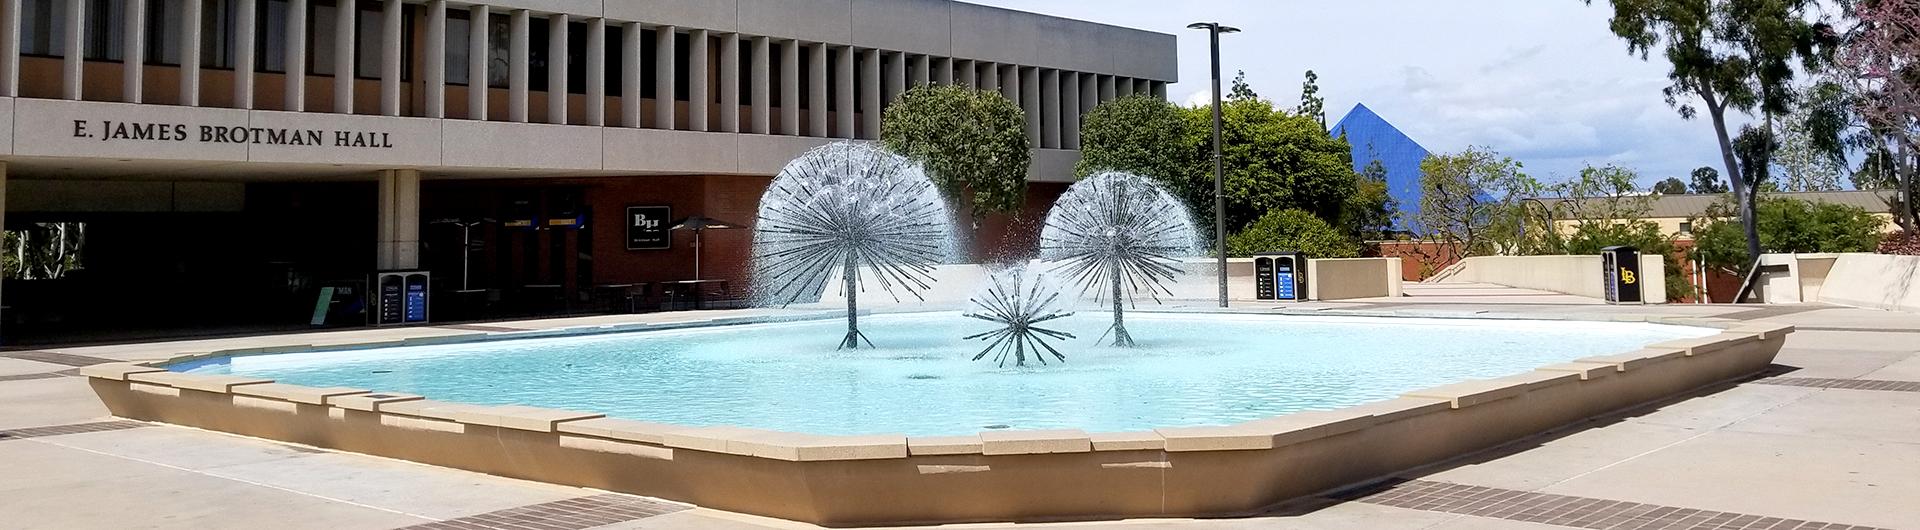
<box><xmin>1187</xmin><ymin>22</ymin><xmax>1238</xmax><ymax>308</ymax></box>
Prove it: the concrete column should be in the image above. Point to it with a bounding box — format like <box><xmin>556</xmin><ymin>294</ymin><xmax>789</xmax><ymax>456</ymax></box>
<box><xmin>546</xmin><ymin>14</ymin><xmax>567</xmax><ymax>124</ymax></box>
<box><xmin>1098</xmin><ymin>74</ymin><xmax>1115</xmax><ymax>103</ymax></box>
<box><xmin>467</xmin><ymin>4</ymin><xmax>488</xmax><ymax>120</ymax></box>
<box><xmin>0</xmin><ymin>0</ymin><xmax>17</xmax><ymax>97</ymax></box>
<box><xmin>911</xmin><ymin>54</ymin><xmax>929</xmax><ymax>87</ymax></box>
<box><xmin>181</xmin><ymin>0</ymin><xmax>203</xmax><ymax>106</ymax></box>
<box><xmin>932</xmin><ymin>57</ymin><xmax>951</xmax><ymax>85</ymax></box>
<box><xmin>718</xmin><ymin>33</ymin><xmax>739</xmax><ymax>132</ymax></box>
<box><xmin>286</xmin><ymin>0</ymin><xmax>307</xmax><ymax>111</ymax></box>
<box><xmin>377</xmin><ymin>169</ymin><xmax>423</xmax><ymax>269</ymax></box>
<box><xmin>620</xmin><ymin>22</ymin><xmax>641</xmax><ymax>127</ymax></box>
<box><xmin>780</xmin><ymin>40</ymin><xmax>799</xmax><ymax>135</ymax></box>
<box><xmin>1061</xmin><ymin>71</ymin><xmax>1081</xmax><ymax>149</ymax></box>
<box><xmin>333</xmin><ymin>0</ymin><xmax>353</xmax><ymax>113</ymax></box>
<box><xmin>834</xmin><ymin>45</ymin><xmax>853</xmax><ymax>138</ymax></box>
<box><xmin>1021</xmin><ymin>67</ymin><xmax>1039</xmax><ymax>146</ymax></box>
<box><xmin>508</xmin><ymin>10</ymin><xmax>529</xmax><ymax>122</ymax></box>
<box><xmin>380</xmin><ymin>0</ymin><xmax>402</xmax><ymax>115</ymax></box>
<box><xmin>654</xmin><ymin>25</ymin><xmax>675</xmax><ymax>129</ymax></box>
<box><xmin>1116</xmin><ymin>77</ymin><xmax>1133</xmax><ymax>98</ymax></box>
<box><xmin>684</xmin><ymin>29</ymin><xmax>706</xmax><ymax>131</ymax></box>
<box><xmin>883</xmin><ymin>51</ymin><xmax>905</xmax><ymax>109</ymax></box>
<box><xmin>1152</xmin><ymin>81</ymin><xmax>1167</xmax><ymax>100</ymax></box>
<box><xmin>749</xmin><ymin>36</ymin><xmax>769</xmax><ymax>134</ymax></box>
<box><xmin>1040</xmin><ymin>69</ymin><xmax>1059</xmax><ymax>149</ymax></box>
<box><xmin>808</xmin><ymin>43</ymin><xmax>827</xmax><ymax>137</ymax></box>
<box><xmin>0</xmin><ymin>162</ymin><xmax>6</xmax><ymax>335</ymax></box>
<box><xmin>1134</xmin><ymin>78</ymin><xmax>1151</xmax><ymax>96</ymax></box>
<box><xmin>860</xmin><ymin>48</ymin><xmax>880</xmax><ymax>139</ymax></box>
<box><xmin>234</xmin><ymin>0</ymin><xmax>257</xmax><ymax>109</ymax></box>
<box><xmin>957</xmin><ymin>59</ymin><xmax>974</xmax><ymax>88</ymax></box>
<box><xmin>423</xmin><ymin>1</ymin><xmax>445</xmax><ymax>118</ymax></box>
<box><xmin>584</xmin><ymin>19</ymin><xmax>606</xmax><ymax>126</ymax></box>
<box><xmin>123</xmin><ymin>0</ymin><xmax>146</xmax><ymax>103</ymax></box>
<box><xmin>998</xmin><ymin>64</ymin><xmax>1017</xmax><ymax>106</ymax></box>
<box><xmin>61</xmin><ymin>0</ymin><xmax>82</xmax><ymax>100</ymax></box>
<box><xmin>979</xmin><ymin>62</ymin><xmax>997</xmax><ymax>93</ymax></box>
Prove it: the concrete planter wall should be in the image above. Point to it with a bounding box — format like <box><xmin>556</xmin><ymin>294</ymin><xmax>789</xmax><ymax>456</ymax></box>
<box><xmin>83</xmin><ymin>316</ymin><xmax>1788</xmax><ymax>527</ymax></box>
<box><xmin>1434</xmin><ymin>254</ymin><xmax>1667</xmax><ymax>302</ymax></box>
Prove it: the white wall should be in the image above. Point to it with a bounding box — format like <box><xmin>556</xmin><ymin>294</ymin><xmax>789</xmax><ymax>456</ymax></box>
<box><xmin>1817</xmin><ymin>253</ymin><xmax>1920</xmax><ymax>313</ymax></box>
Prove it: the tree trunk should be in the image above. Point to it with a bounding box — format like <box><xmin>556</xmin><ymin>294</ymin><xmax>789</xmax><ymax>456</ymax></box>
<box><xmin>1701</xmin><ymin>89</ymin><xmax>1761</xmax><ymax>261</ymax></box>
<box><xmin>1900</xmin><ymin>141</ymin><xmax>1918</xmax><ymax>233</ymax></box>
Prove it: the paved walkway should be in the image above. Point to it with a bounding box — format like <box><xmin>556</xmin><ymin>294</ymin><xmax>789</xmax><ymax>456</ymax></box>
<box><xmin>3</xmin><ymin>289</ymin><xmax>1917</xmax><ymax>529</ymax></box>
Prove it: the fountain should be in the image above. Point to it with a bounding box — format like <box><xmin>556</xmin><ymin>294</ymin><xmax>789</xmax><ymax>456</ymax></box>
<box><xmin>963</xmin><ymin>266</ymin><xmax>1075</xmax><ymax>367</ymax></box>
<box><xmin>1038</xmin><ymin>171</ymin><xmax>1201</xmax><ymax>347</ymax></box>
<box><xmin>750</xmin><ymin>142</ymin><xmax>956</xmax><ymax>349</ymax></box>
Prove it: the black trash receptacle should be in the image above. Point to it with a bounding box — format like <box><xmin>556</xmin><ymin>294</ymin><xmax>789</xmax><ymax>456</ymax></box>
<box><xmin>1254</xmin><ymin>252</ymin><xmax>1309</xmax><ymax>301</ymax></box>
<box><xmin>1601</xmin><ymin>246</ymin><xmax>1643</xmax><ymax>305</ymax></box>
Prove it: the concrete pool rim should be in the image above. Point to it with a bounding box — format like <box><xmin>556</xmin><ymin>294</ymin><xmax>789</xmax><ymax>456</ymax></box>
<box><xmin>82</xmin><ymin>309</ymin><xmax>1792</xmax><ymax>526</ymax></box>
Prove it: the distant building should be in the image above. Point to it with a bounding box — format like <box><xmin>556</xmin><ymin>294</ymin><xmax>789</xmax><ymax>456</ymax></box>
<box><xmin>1328</xmin><ymin>103</ymin><xmax>1429</xmax><ymax>230</ymax></box>
<box><xmin>1538</xmin><ymin>190</ymin><xmax>1902</xmax><ymax>240</ymax></box>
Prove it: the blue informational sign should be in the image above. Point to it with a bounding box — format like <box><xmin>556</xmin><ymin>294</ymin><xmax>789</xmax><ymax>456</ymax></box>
<box><xmin>1275</xmin><ymin>264</ymin><xmax>1296</xmax><ymax>301</ymax></box>
<box><xmin>404</xmin><ymin>274</ymin><xmax>429</xmax><ymax>323</ymax></box>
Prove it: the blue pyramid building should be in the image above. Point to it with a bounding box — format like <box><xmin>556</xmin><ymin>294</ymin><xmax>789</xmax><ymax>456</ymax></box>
<box><xmin>1327</xmin><ymin>103</ymin><xmax>1429</xmax><ymax>230</ymax></box>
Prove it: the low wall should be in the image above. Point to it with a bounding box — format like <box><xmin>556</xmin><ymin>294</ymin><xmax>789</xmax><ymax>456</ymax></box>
<box><xmin>83</xmin><ymin>317</ymin><xmax>1787</xmax><ymax>526</ymax></box>
<box><xmin>1308</xmin><ymin>258</ymin><xmax>1403</xmax><ymax>300</ymax></box>
<box><xmin>1817</xmin><ymin>253</ymin><xmax>1920</xmax><ymax>313</ymax></box>
<box><xmin>1754</xmin><ymin>253</ymin><xmax>1840</xmax><ymax>304</ymax></box>
<box><xmin>1432</xmin><ymin>254</ymin><xmax>1666</xmax><ymax>302</ymax></box>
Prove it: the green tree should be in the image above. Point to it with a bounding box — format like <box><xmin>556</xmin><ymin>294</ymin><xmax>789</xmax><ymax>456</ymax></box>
<box><xmin>1297</xmin><ymin>70</ymin><xmax>1325</xmax><ymax>127</ymax></box>
<box><xmin>1653</xmin><ymin>177</ymin><xmax>1689</xmax><ymax>194</ymax></box>
<box><xmin>1773</xmin><ymin>82</ymin><xmax>1851</xmax><ymax>192</ymax></box>
<box><xmin>1853</xmin><ymin>146</ymin><xmax>1900</xmax><ymax>189</ymax></box>
<box><xmin>1074</xmin><ymin>95</ymin><xmax>1200</xmax><ymax>197</ymax></box>
<box><xmin>1690</xmin><ymin>166</ymin><xmax>1728</xmax><ymax>194</ymax></box>
<box><xmin>1340</xmin><ymin>159</ymin><xmax>1398</xmax><ymax>242</ymax></box>
<box><xmin>1692</xmin><ymin>196</ymin><xmax>1886</xmax><ymax>274</ymax></box>
<box><xmin>880</xmin><ymin>85</ymin><xmax>1030</xmax><ymax>218</ymax></box>
<box><xmin>1228</xmin><ymin>70</ymin><xmax>1259</xmax><ymax>102</ymax></box>
<box><xmin>1226</xmin><ymin>209</ymin><xmax>1360</xmax><ymax>258</ymax></box>
<box><xmin>1586</xmin><ymin>0</ymin><xmax>1836</xmax><ymax>263</ymax></box>
<box><xmin>1187</xmin><ymin>98</ymin><xmax>1357</xmax><ymax>231</ymax></box>
<box><xmin>1415</xmin><ymin>147</ymin><xmax>1541</xmax><ymax>258</ymax></box>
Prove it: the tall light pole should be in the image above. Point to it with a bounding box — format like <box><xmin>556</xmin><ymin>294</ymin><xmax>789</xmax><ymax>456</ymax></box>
<box><xmin>1187</xmin><ymin>22</ymin><xmax>1238</xmax><ymax>308</ymax></box>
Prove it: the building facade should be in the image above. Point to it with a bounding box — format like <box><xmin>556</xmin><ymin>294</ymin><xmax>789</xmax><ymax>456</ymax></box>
<box><xmin>0</xmin><ymin>0</ymin><xmax>1177</xmax><ymax>341</ymax></box>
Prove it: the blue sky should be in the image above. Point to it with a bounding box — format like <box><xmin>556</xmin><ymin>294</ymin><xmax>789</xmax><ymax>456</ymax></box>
<box><xmin>969</xmin><ymin>0</ymin><xmax>1753</xmax><ymax>186</ymax></box>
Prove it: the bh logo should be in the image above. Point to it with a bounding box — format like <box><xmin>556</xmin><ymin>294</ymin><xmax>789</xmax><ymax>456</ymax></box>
<box><xmin>633</xmin><ymin>213</ymin><xmax>661</xmax><ymax>230</ymax></box>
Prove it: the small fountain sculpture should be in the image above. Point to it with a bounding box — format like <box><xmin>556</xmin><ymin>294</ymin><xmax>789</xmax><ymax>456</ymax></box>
<box><xmin>751</xmin><ymin>142</ymin><xmax>955</xmax><ymax>349</ymax></box>
<box><xmin>963</xmin><ymin>266</ymin><xmax>1075</xmax><ymax>367</ymax></box>
<box><xmin>1039</xmin><ymin>171</ymin><xmax>1200</xmax><ymax>347</ymax></box>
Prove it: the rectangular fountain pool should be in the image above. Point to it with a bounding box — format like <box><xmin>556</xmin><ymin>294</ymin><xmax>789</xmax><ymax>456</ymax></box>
<box><xmin>179</xmin><ymin>312</ymin><xmax>1717</xmax><ymax>436</ymax></box>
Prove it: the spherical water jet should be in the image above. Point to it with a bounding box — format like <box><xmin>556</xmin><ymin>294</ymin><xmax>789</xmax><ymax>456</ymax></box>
<box><xmin>750</xmin><ymin>142</ymin><xmax>957</xmax><ymax>349</ymax></box>
<box><xmin>963</xmin><ymin>265</ymin><xmax>1075</xmax><ymax>367</ymax></box>
<box><xmin>1038</xmin><ymin>171</ymin><xmax>1201</xmax><ymax>347</ymax></box>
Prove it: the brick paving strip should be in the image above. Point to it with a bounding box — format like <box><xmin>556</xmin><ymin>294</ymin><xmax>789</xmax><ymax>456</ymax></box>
<box><xmin>0</xmin><ymin>420</ymin><xmax>150</xmax><ymax>441</ymax></box>
<box><xmin>396</xmin><ymin>493</ymin><xmax>691</xmax><ymax>530</ymax></box>
<box><xmin>0</xmin><ymin>371</ymin><xmax>69</xmax><ymax>382</ymax></box>
<box><xmin>1339</xmin><ymin>479</ymin><xmax>1892</xmax><ymax>530</ymax></box>
<box><xmin>0</xmin><ymin>350</ymin><xmax>121</xmax><ymax>367</ymax></box>
<box><xmin>1713</xmin><ymin>305</ymin><xmax>1832</xmax><ymax>321</ymax></box>
<box><xmin>1753</xmin><ymin>377</ymin><xmax>1920</xmax><ymax>393</ymax></box>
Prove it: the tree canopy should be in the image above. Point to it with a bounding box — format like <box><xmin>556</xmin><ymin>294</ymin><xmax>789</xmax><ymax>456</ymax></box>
<box><xmin>1653</xmin><ymin>177</ymin><xmax>1689</xmax><ymax>194</ymax></box>
<box><xmin>1693</xmin><ymin>196</ymin><xmax>1887</xmax><ymax>273</ymax></box>
<box><xmin>1074</xmin><ymin>95</ymin><xmax>1200</xmax><ymax>198</ymax></box>
<box><xmin>880</xmin><ymin>85</ymin><xmax>1031</xmax><ymax>218</ymax></box>
<box><xmin>1415</xmin><ymin>147</ymin><xmax>1540</xmax><ymax>258</ymax></box>
<box><xmin>1690</xmin><ymin>166</ymin><xmax>1729</xmax><ymax>194</ymax></box>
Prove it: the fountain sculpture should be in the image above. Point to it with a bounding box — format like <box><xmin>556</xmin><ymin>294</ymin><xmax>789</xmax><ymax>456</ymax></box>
<box><xmin>963</xmin><ymin>266</ymin><xmax>1075</xmax><ymax>367</ymax></box>
<box><xmin>1038</xmin><ymin>171</ymin><xmax>1200</xmax><ymax>347</ymax></box>
<box><xmin>751</xmin><ymin>142</ymin><xmax>956</xmax><ymax>349</ymax></box>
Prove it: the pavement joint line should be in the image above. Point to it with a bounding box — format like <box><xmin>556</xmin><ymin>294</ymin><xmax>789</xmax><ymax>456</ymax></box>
<box><xmin>1341</xmin><ymin>479</ymin><xmax>1894</xmax><ymax>530</ymax></box>
<box><xmin>1536</xmin><ymin>378</ymin><xmax>1820</xmax><ymax>492</ymax></box>
<box><xmin>25</xmin><ymin>432</ymin><xmax>440</xmax><ymax>523</ymax></box>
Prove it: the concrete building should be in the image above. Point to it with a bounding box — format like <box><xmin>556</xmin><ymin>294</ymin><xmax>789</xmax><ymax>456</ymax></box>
<box><xmin>0</xmin><ymin>0</ymin><xmax>1177</xmax><ymax>341</ymax></box>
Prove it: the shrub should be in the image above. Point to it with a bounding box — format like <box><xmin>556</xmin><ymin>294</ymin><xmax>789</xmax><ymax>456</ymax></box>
<box><xmin>1226</xmin><ymin>209</ymin><xmax>1360</xmax><ymax>258</ymax></box>
<box><xmin>1692</xmin><ymin>196</ymin><xmax>1886</xmax><ymax>273</ymax></box>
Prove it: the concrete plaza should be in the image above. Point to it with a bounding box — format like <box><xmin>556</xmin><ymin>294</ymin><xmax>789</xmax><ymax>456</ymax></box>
<box><xmin>3</xmin><ymin>284</ymin><xmax>1916</xmax><ymax>529</ymax></box>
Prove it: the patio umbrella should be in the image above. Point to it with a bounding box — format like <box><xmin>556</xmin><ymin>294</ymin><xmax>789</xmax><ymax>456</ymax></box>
<box><xmin>671</xmin><ymin>215</ymin><xmax>744</xmax><ymax>280</ymax></box>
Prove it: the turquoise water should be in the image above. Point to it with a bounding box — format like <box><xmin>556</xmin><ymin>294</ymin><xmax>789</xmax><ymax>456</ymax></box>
<box><xmin>186</xmin><ymin>313</ymin><xmax>1713</xmax><ymax>436</ymax></box>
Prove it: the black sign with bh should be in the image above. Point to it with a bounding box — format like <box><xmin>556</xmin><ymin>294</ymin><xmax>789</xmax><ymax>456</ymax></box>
<box><xmin>626</xmin><ymin>206</ymin><xmax>672</xmax><ymax>250</ymax></box>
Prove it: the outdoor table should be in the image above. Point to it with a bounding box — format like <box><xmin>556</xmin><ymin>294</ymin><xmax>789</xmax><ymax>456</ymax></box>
<box><xmin>660</xmin><ymin>279</ymin><xmax>728</xmax><ymax>310</ymax></box>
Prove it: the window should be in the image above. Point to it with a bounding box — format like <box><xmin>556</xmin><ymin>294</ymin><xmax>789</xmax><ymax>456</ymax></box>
<box><xmin>1679</xmin><ymin>221</ymin><xmax>1693</xmax><ymax>234</ymax></box>
<box><xmin>204</xmin><ymin>0</ymin><xmax>238</xmax><ymax>69</ymax></box>
<box><xmin>309</xmin><ymin>1</ymin><xmax>335</xmax><ymax>75</ymax></box>
<box><xmin>256</xmin><ymin>0</ymin><xmax>287</xmax><ymax>72</ymax></box>
<box><xmin>84</xmin><ymin>0</ymin><xmax>126</xmax><ymax>61</ymax></box>
<box><xmin>485</xmin><ymin>12</ymin><xmax>509</xmax><ymax>88</ymax></box>
<box><xmin>353</xmin><ymin>2</ymin><xmax>383</xmax><ymax>77</ymax></box>
<box><xmin>445</xmin><ymin>10</ymin><xmax>469</xmax><ymax>84</ymax></box>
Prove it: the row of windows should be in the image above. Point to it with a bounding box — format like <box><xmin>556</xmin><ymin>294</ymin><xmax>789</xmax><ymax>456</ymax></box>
<box><xmin>20</xmin><ymin>0</ymin><xmax>1151</xmax><ymax>115</ymax></box>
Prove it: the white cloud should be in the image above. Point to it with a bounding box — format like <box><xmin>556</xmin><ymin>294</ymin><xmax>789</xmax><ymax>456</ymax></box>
<box><xmin>965</xmin><ymin>0</ymin><xmax>1752</xmax><ymax>185</ymax></box>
